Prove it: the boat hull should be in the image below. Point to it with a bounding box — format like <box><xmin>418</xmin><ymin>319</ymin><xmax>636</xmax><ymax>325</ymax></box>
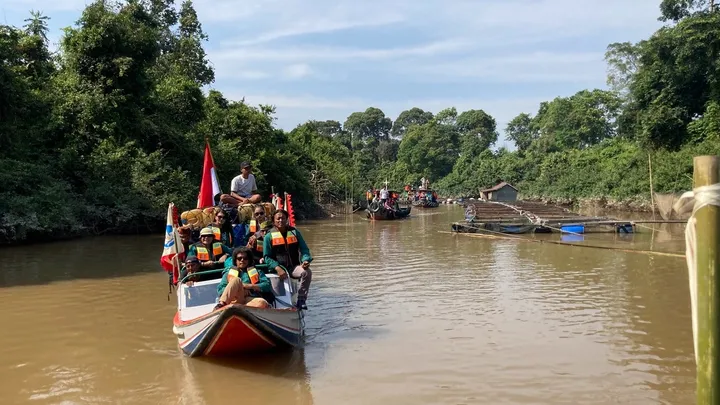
<box><xmin>174</xmin><ymin>304</ymin><xmax>302</xmax><ymax>358</ymax></box>
<box><xmin>412</xmin><ymin>201</ymin><xmax>439</xmax><ymax>208</ymax></box>
<box><xmin>367</xmin><ymin>206</ymin><xmax>411</xmax><ymax>220</ymax></box>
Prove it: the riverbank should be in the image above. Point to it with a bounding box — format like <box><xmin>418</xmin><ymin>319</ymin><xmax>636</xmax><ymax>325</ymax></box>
<box><xmin>0</xmin><ymin>200</ymin><xmax>337</xmax><ymax>247</ymax></box>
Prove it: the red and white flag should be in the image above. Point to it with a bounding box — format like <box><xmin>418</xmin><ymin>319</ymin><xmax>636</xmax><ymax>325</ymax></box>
<box><xmin>197</xmin><ymin>141</ymin><xmax>222</xmax><ymax>208</ymax></box>
<box><xmin>161</xmin><ymin>203</ymin><xmax>185</xmax><ymax>276</ymax></box>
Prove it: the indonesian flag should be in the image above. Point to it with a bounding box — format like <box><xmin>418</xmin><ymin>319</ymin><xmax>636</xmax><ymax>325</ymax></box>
<box><xmin>197</xmin><ymin>141</ymin><xmax>222</xmax><ymax>208</ymax></box>
<box><xmin>161</xmin><ymin>203</ymin><xmax>185</xmax><ymax>275</ymax></box>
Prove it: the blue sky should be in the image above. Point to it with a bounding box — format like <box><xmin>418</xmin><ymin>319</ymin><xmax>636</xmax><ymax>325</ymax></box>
<box><xmin>2</xmin><ymin>0</ymin><xmax>664</xmax><ymax>148</ymax></box>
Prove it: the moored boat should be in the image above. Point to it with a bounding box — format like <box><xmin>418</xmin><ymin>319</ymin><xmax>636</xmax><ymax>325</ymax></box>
<box><xmin>367</xmin><ymin>203</ymin><xmax>411</xmax><ymax>220</ymax></box>
<box><xmin>411</xmin><ymin>189</ymin><xmax>439</xmax><ymax>208</ymax></box>
<box><xmin>173</xmin><ymin>269</ymin><xmax>303</xmax><ymax>357</ymax></box>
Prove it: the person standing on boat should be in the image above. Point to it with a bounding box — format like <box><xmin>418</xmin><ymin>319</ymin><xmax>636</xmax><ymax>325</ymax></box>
<box><xmin>219</xmin><ymin>161</ymin><xmax>262</xmax><ymax>206</ymax></box>
<box><xmin>215</xmin><ymin>247</ymin><xmax>271</xmax><ymax>309</ymax></box>
<box><xmin>247</xmin><ymin>220</ymin><xmax>272</xmax><ymax>263</ymax></box>
<box><xmin>380</xmin><ymin>186</ymin><xmax>389</xmax><ymax>205</ymax></box>
<box><xmin>263</xmin><ymin>209</ymin><xmax>313</xmax><ymax>310</ymax></box>
<box><xmin>187</xmin><ymin>227</ymin><xmax>233</xmax><ymax>270</ymax></box>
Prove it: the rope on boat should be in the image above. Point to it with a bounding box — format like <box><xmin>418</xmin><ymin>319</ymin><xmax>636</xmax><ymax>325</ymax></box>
<box><xmin>674</xmin><ymin>182</ymin><xmax>720</xmax><ymax>364</ymax></box>
<box><xmin>440</xmin><ymin>229</ymin><xmax>686</xmax><ymax>259</ymax></box>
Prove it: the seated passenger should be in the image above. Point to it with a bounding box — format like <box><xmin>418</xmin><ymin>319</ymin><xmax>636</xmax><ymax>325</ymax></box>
<box><xmin>179</xmin><ymin>256</ymin><xmax>216</xmax><ymax>286</ymax></box>
<box><xmin>263</xmin><ymin>209</ymin><xmax>313</xmax><ymax>310</ymax></box>
<box><xmin>215</xmin><ymin>247</ymin><xmax>271</xmax><ymax>309</ymax></box>
<box><xmin>220</xmin><ymin>161</ymin><xmax>261</xmax><ymax>206</ymax></box>
<box><xmin>187</xmin><ymin>227</ymin><xmax>233</xmax><ymax>270</ymax></box>
<box><xmin>209</xmin><ymin>210</ymin><xmax>233</xmax><ymax>247</ymax></box>
<box><xmin>177</xmin><ymin>226</ymin><xmax>195</xmax><ymax>252</ymax></box>
<box><xmin>247</xmin><ymin>220</ymin><xmax>272</xmax><ymax>263</ymax></box>
<box><xmin>247</xmin><ymin>205</ymin><xmax>267</xmax><ymax>239</ymax></box>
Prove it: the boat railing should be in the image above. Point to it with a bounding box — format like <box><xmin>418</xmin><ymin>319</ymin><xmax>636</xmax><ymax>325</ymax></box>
<box><xmin>177</xmin><ymin>268</ymin><xmax>225</xmax><ymax>285</ymax></box>
<box><xmin>176</xmin><ymin>263</ymin><xmax>278</xmax><ymax>285</ymax></box>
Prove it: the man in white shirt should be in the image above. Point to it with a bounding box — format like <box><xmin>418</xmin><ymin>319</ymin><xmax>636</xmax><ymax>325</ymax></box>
<box><xmin>220</xmin><ymin>161</ymin><xmax>261</xmax><ymax>206</ymax></box>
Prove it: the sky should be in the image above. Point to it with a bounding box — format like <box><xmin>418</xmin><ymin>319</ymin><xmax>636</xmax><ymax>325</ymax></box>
<box><xmin>2</xmin><ymin>0</ymin><xmax>665</xmax><ymax>148</ymax></box>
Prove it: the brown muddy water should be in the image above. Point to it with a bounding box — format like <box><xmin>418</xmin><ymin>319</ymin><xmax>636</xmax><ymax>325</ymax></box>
<box><xmin>0</xmin><ymin>205</ymin><xmax>694</xmax><ymax>404</ymax></box>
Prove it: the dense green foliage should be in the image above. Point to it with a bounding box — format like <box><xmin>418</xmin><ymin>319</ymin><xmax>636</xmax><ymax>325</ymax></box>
<box><xmin>2</xmin><ymin>0</ymin><xmax>718</xmax><ymax>243</ymax></box>
<box><xmin>0</xmin><ymin>0</ymin><xmax>310</xmax><ymax>243</ymax></box>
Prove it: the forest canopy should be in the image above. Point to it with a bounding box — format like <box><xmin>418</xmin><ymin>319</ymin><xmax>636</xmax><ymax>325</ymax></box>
<box><xmin>1</xmin><ymin>0</ymin><xmax>718</xmax><ymax>243</ymax></box>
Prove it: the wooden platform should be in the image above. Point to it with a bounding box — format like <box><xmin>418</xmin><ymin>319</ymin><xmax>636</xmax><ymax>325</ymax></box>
<box><xmin>453</xmin><ymin>200</ymin><xmax>686</xmax><ymax>235</ymax></box>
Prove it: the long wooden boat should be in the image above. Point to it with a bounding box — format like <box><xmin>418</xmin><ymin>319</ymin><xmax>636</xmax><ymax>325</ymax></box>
<box><xmin>172</xmin><ymin>271</ymin><xmax>303</xmax><ymax>357</ymax></box>
<box><xmin>411</xmin><ymin>189</ymin><xmax>439</xmax><ymax>208</ymax></box>
<box><xmin>367</xmin><ymin>205</ymin><xmax>411</xmax><ymax>220</ymax></box>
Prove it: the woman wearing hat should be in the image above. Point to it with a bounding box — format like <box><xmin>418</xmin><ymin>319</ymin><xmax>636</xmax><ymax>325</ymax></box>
<box><xmin>186</xmin><ymin>227</ymin><xmax>233</xmax><ymax>270</ymax></box>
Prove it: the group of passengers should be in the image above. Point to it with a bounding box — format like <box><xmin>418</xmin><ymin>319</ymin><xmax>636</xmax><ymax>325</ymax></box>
<box><xmin>366</xmin><ymin>186</ymin><xmax>400</xmax><ymax>211</ymax></box>
<box><xmin>179</xmin><ymin>161</ymin><xmax>313</xmax><ymax>310</ymax></box>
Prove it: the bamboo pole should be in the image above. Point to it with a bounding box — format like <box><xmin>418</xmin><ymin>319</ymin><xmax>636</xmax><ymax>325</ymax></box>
<box><xmin>649</xmin><ymin>152</ymin><xmax>656</xmax><ymax>219</ymax></box>
<box><xmin>694</xmin><ymin>156</ymin><xmax>720</xmax><ymax>404</ymax></box>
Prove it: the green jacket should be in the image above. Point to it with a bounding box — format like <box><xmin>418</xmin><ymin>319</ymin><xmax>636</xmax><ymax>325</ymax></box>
<box><xmin>187</xmin><ymin>242</ymin><xmax>233</xmax><ymax>265</ymax></box>
<box><xmin>262</xmin><ymin>226</ymin><xmax>312</xmax><ymax>270</ymax></box>
<box><xmin>216</xmin><ymin>266</ymin><xmax>272</xmax><ymax>298</ymax></box>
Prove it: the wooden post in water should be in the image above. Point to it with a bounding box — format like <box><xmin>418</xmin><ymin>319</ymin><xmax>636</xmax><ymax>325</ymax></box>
<box><xmin>694</xmin><ymin>155</ymin><xmax>720</xmax><ymax>404</ymax></box>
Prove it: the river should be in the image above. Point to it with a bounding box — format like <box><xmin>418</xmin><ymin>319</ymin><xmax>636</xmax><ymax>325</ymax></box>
<box><xmin>0</xmin><ymin>205</ymin><xmax>694</xmax><ymax>404</ymax></box>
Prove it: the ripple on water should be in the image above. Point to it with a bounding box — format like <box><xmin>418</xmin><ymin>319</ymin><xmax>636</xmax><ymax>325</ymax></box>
<box><xmin>0</xmin><ymin>211</ymin><xmax>697</xmax><ymax>405</ymax></box>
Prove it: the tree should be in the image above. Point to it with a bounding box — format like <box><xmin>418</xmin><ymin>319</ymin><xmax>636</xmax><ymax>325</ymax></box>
<box><xmin>505</xmin><ymin>113</ymin><xmax>537</xmax><ymax>152</ymax></box>
<box><xmin>659</xmin><ymin>0</ymin><xmax>714</xmax><ymax>22</ymax></box>
<box><xmin>392</xmin><ymin>107</ymin><xmax>433</xmax><ymax>138</ymax></box>
<box><xmin>456</xmin><ymin>109</ymin><xmax>498</xmax><ymax>155</ymax></box>
<box><xmin>396</xmin><ymin>120</ymin><xmax>460</xmax><ymax>181</ymax></box>
<box><xmin>531</xmin><ymin>89</ymin><xmax>621</xmax><ymax>151</ymax></box>
<box><xmin>605</xmin><ymin>41</ymin><xmax>642</xmax><ymax>96</ymax></box>
<box><xmin>624</xmin><ymin>11</ymin><xmax>720</xmax><ymax>149</ymax></box>
<box><xmin>343</xmin><ymin>107</ymin><xmax>392</xmax><ymax>143</ymax></box>
<box><xmin>175</xmin><ymin>0</ymin><xmax>214</xmax><ymax>86</ymax></box>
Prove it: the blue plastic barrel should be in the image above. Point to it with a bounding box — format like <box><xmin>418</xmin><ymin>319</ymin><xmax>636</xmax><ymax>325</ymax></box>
<box><xmin>561</xmin><ymin>234</ymin><xmax>585</xmax><ymax>242</ymax></box>
<box><xmin>561</xmin><ymin>224</ymin><xmax>585</xmax><ymax>234</ymax></box>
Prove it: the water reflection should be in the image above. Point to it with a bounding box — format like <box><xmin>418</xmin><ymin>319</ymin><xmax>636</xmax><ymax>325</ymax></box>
<box><xmin>0</xmin><ymin>205</ymin><xmax>696</xmax><ymax>404</ymax></box>
<box><xmin>176</xmin><ymin>350</ymin><xmax>313</xmax><ymax>405</ymax></box>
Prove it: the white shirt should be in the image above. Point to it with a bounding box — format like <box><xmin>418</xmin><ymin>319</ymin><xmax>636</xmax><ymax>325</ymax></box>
<box><xmin>231</xmin><ymin>174</ymin><xmax>258</xmax><ymax>198</ymax></box>
<box><xmin>380</xmin><ymin>189</ymin><xmax>389</xmax><ymax>199</ymax></box>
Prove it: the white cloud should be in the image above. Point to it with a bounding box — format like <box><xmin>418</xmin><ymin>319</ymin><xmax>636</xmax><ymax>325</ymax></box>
<box><xmin>224</xmin><ymin>16</ymin><xmax>405</xmax><ymax>47</ymax></box>
<box><xmin>282</xmin><ymin>64</ymin><xmax>312</xmax><ymax>79</ymax></box>
<box><xmin>2</xmin><ymin>0</ymin><xmax>88</xmax><ymax>12</ymax></box>
<box><xmin>209</xmin><ymin>38</ymin><xmax>470</xmax><ymax>64</ymax></box>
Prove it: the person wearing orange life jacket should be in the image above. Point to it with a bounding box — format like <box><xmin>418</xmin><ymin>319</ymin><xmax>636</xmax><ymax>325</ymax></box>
<box><xmin>246</xmin><ymin>205</ymin><xmax>267</xmax><ymax>240</ymax></box>
<box><xmin>263</xmin><ymin>209</ymin><xmax>312</xmax><ymax>310</ymax></box>
<box><xmin>208</xmin><ymin>210</ymin><xmax>233</xmax><ymax>247</ymax></box>
<box><xmin>215</xmin><ymin>247</ymin><xmax>271</xmax><ymax>310</ymax></box>
<box><xmin>247</xmin><ymin>220</ymin><xmax>272</xmax><ymax>263</ymax></box>
<box><xmin>187</xmin><ymin>227</ymin><xmax>233</xmax><ymax>270</ymax></box>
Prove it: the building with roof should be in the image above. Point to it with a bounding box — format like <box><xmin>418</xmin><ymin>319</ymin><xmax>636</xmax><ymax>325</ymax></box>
<box><xmin>479</xmin><ymin>182</ymin><xmax>518</xmax><ymax>202</ymax></box>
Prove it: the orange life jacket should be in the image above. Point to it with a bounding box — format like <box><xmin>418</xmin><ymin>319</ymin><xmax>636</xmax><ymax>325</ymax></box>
<box><xmin>227</xmin><ymin>266</ymin><xmax>260</xmax><ymax>284</ymax></box>
<box><xmin>269</xmin><ymin>229</ymin><xmax>300</xmax><ymax>268</ymax></box>
<box><xmin>195</xmin><ymin>242</ymin><xmax>224</xmax><ymax>262</ymax></box>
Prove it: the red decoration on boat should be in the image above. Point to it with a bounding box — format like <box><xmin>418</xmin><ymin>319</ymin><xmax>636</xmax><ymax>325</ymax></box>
<box><xmin>285</xmin><ymin>193</ymin><xmax>295</xmax><ymax>227</ymax></box>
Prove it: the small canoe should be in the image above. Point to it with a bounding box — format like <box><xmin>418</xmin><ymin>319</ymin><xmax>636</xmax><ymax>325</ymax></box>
<box><xmin>173</xmin><ymin>273</ymin><xmax>303</xmax><ymax>358</ymax></box>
